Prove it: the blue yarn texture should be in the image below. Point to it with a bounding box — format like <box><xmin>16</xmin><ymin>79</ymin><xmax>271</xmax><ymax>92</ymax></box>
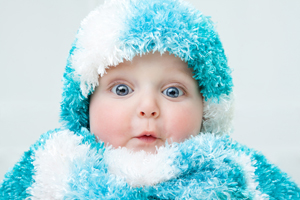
<box><xmin>119</xmin><ymin>0</ymin><xmax>233</xmax><ymax>101</ymax></box>
<box><xmin>1</xmin><ymin>129</ymin><xmax>299</xmax><ymax>199</ymax></box>
<box><xmin>1</xmin><ymin>0</ymin><xmax>300</xmax><ymax>199</ymax></box>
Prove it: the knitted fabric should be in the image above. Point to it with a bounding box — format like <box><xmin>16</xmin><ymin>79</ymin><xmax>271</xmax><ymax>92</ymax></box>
<box><xmin>1</xmin><ymin>129</ymin><xmax>299</xmax><ymax>199</ymax></box>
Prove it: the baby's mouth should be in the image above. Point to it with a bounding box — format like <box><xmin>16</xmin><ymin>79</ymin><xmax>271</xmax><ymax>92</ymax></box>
<box><xmin>135</xmin><ymin>131</ymin><xmax>158</xmax><ymax>143</ymax></box>
<box><xmin>137</xmin><ymin>135</ymin><xmax>157</xmax><ymax>143</ymax></box>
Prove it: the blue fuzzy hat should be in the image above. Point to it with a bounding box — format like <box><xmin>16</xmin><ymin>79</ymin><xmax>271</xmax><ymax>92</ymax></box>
<box><xmin>60</xmin><ymin>0</ymin><xmax>234</xmax><ymax>135</ymax></box>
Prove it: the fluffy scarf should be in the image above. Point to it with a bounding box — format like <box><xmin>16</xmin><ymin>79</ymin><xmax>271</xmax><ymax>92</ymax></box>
<box><xmin>1</xmin><ymin>128</ymin><xmax>299</xmax><ymax>199</ymax></box>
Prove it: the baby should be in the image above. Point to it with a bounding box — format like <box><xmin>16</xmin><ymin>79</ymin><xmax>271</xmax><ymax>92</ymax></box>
<box><xmin>1</xmin><ymin>0</ymin><xmax>299</xmax><ymax>199</ymax></box>
<box><xmin>89</xmin><ymin>52</ymin><xmax>203</xmax><ymax>153</ymax></box>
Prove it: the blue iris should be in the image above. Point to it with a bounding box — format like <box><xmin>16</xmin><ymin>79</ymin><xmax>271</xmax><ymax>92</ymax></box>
<box><xmin>112</xmin><ymin>84</ymin><xmax>133</xmax><ymax>96</ymax></box>
<box><xmin>163</xmin><ymin>87</ymin><xmax>183</xmax><ymax>98</ymax></box>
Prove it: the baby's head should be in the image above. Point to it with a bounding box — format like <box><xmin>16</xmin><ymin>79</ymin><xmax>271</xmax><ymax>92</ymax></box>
<box><xmin>90</xmin><ymin>52</ymin><xmax>203</xmax><ymax>153</ymax></box>
<box><xmin>60</xmin><ymin>0</ymin><xmax>234</xmax><ymax>152</ymax></box>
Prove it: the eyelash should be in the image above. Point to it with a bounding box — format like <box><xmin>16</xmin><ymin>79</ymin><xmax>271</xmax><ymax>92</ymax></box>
<box><xmin>163</xmin><ymin>84</ymin><xmax>187</xmax><ymax>94</ymax></box>
<box><xmin>108</xmin><ymin>81</ymin><xmax>131</xmax><ymax>90</ymax></box>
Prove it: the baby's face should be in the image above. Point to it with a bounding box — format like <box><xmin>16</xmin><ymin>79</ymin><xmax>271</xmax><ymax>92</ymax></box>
<box><xmin>90</xmin><ymin>52</ymin><xmax>203</xmax><ymax>153</ymax></box>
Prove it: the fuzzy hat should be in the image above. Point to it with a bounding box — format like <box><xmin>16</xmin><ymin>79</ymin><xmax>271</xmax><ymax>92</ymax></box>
<box><xmin>60</xmin><ymin>0</ymin><xmax>234</xmax><ymax>135</ymax></box>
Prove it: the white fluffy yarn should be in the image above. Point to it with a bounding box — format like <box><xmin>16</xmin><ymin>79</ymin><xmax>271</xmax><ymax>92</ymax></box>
<box><xmin>27</xmin><ymin>130</ymin><xmax>90</xmax><ymax>200</ymax></box>
<box><xmin>104</xmin><ymin>146</ymin><xmax>180</xmax><ymax>187</ymax></box>
<box><xmin>72</xmin><ymin>0</ymin><xmax>132</xmax><ymax>96</ymax></box>
<box><xmin>201</xmin><ymin>93</ymin><xmax>235</xmax><ymax>134</ymax></box>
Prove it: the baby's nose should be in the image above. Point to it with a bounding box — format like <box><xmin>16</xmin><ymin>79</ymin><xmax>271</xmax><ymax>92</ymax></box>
<box><xmin>137</xmin><ymin>96</ymin><xmax>160</xmax><ymax>118</ymax></box>
<box><xmin>139</xmin><ymin>111</ymin><xmax>159</xmax><ymax>118</ymax></box>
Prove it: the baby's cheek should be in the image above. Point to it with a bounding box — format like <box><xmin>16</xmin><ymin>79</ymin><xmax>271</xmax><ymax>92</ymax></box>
<box><xmin>90</xmin><ymin>103</ymin><xmax>130</xmax><ymax>147</ymax></box>
<box><xmin>165</xmin><ymin>107</ymin><xmax>202</xmax><ymax>143</ymax></box>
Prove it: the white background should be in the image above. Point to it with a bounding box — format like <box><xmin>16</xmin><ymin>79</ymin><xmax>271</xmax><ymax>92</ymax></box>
<box><xmin>1</xmin><ymin>0</ymin><xmax>299</xmax><ymax>185</ymax></box>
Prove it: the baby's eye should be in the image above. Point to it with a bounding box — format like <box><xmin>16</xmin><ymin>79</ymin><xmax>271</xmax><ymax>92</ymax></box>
<box><xmin>162</xmin><ymin>87</ymin><xmax>184</xmax><ymax>98</ymax></box>
<box><xmin>111</xmin><ymin>84</ymin><xmax>133</xmax><ymax>96</ymax></box>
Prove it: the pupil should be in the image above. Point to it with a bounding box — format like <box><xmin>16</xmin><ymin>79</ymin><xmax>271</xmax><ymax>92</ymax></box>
<box><xmin>116</xmin><ymin>85</ymin><xmax>128</xmax><ymax>95</ymax></box>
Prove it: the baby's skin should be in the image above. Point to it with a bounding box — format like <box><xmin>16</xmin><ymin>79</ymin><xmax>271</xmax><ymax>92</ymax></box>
<box><xmin>89</xmin><ymin>52</ymin><xmax>203</xmax><ymax>153</ymax></box>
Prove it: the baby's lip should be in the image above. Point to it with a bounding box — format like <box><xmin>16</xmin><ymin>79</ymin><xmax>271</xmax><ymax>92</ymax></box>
<box><xmin>135</xmin><ymin>131</ymin><xmax>158</xmax><ymax>138</ymax></box>
<box><xmin>135</xmin><ymin>131</ymin><xmax>158</xmax><ymax>143</ymax></box>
